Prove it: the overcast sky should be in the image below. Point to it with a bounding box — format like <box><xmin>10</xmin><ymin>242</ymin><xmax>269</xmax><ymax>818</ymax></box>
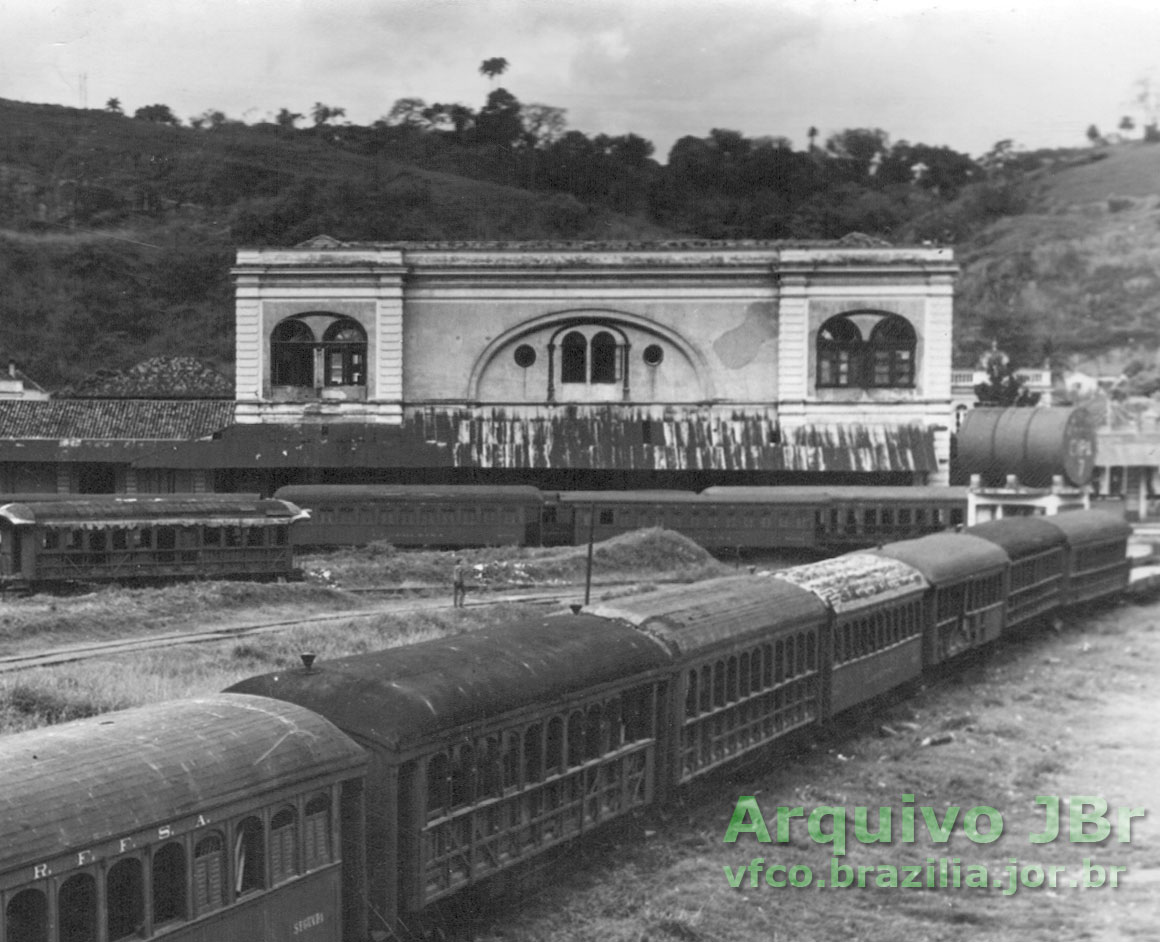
<box><xmin>3</xmin><ymin>0</ymin><xmax>1159</xmax><ymax>160</ymax></box>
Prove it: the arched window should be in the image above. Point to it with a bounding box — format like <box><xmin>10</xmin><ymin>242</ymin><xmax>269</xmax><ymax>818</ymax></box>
<box><xmin>817</xmin><ymin>316</ymin><xmax>863</xmax><ymax>388</ymax></box>
<box><xmin>323</xmin><ymin>319</ymin><xmax>367</xmax><ymax>386</ymax></box>
<box><xmin>193</xmin><ymin>833</ymin><xmax>225</xmax><ymax>914</ymax></box>
<box><xmin>590</xmin><ymin>331</ymin><xmax>618</xmax><ymax>384</ymax></box>
<box><xmin>271</xmin><ymin>319</ymin><xmax>315</xmax><ymax>387</ymax></box>
<box><xmin>270</xmin><ymin>807</ymin><xmax>298</xmax><ymax>884</ymax></box>
<box><xmin>235</xmin><ymin>817</ymin><xmax>265</xmax><ymax>896</ymax></box>
<box><xmin>6</xmin><ymin>888</ymin><xmax>47</xmax><ymax>942</ymax></box>
<box><xmin>817</xmin><ymin>312</ymin><xmax>917</xmax><ymax>390</ymax></box>
<box><xmin>868</xmin><ymin>315</ymin><xmax>916</xmax><ymax>387</ymax></box>
<box><xmin>304</xmin><ymin>794</ymin><xmax>332</xmax><ymax>869</ymax></box>
<box><xmin>152</xmin><ymin>841</ymin><xmax>187</xmax><ymax>926</ymax></box>
<box><xmin>58</xmin><ymin>873</ymin><xmax>96</xmax><ymax>942</ymax></box>
<box><xmin>106</xmin><ymin>858</ymin><xmax>144</xmax><ymax>942</ymax></box>
<box><xmin>561</xmin><ymin>332</ymin><xmax>587</xmax><ymax>384</ymax></box>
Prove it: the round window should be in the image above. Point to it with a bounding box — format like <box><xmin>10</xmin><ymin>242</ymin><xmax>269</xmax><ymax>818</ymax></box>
<box><xmin>513</xmin><ymin>344</ymin><xmax>537</xmax><ymax>368</ymax></box>
<box><xmin>643</xmin><ymin>344</ymin><xmax>664</xmax><ymax>366</ymax></box>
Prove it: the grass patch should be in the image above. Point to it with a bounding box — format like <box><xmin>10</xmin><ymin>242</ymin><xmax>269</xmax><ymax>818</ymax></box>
<box><xmin>300</xmin><ymin>528</ymin><xmax>732</xmax><ymax>589</ymax></box>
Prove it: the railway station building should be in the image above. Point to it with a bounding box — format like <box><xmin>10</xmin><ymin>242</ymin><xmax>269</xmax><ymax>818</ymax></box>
<box><xmin>0</xmin><ymin>237</ymin><xmax>960</xmax><ymax>493</ymax></box>
<box><xmin>141</xmin><ymin>235</ymin><xmax>958</xmax><ymax>491</ymax></box>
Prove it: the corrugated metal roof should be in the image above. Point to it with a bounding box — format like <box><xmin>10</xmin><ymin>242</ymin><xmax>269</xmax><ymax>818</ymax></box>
<box><xmin>0</xmin><ymin>694</ymin><xmax>365</xmax><ymax>877</ymax></box>
<box><xmin>586</xmin><ymin>576</ymin><xmax>827</xmax><ymax>656</ymax></box>
<box><xmin>227</xmin><ymin>617</ymin><xmax>673</xmax><ymax>751</ymax></box>
<box><xmin>139</xmin><ymin>414</ymin><xmax>940</xmax><ymax>473</ymax></box>
<box><xmin>773</xmin><ymin>553</ymin><xmax>928</xmax><ymax>612</ymax></box>
<box><xmin>700</xmin><ymin>485</ymin><xmax>969</xmax><ymax>504</ymax></box>
<box><xmin>872</xmin><ymin>533</ymin><xmax>1009</xmax><ymax>584</ymax></box>
<box><xmin>0</xmin><ymin>400</ymin><xmax>235</xmax><ymax>441</ymax></box>
<box><xmin>966</xmin><ymin>516</ymin><xmax>1068</xmax><ymax>559</ymax></box>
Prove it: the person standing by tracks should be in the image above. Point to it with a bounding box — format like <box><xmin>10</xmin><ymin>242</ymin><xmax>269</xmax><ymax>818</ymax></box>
<box><xmin>452</xmin><ymin>558</ymin><xmax>467</xmax><ymax>608</ymax></box>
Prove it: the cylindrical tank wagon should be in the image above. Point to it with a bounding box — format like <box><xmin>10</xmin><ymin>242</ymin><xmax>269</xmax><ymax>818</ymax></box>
<box><xmin>956</xmin><ymin>406</ymin><xmax>1097</xmax><ymax>488</ymax></box>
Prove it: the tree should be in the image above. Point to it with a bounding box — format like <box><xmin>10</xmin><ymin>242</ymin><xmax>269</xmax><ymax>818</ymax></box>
<box><xmin>189</xmin><ymin>109</ymin><xmax>228</xmax><ymax>130</ymax></box>
<box><xmin>1119</xmin><ymin>115</ymin><xmax>1136</xmax><ymax>133</ymax></box>
<box><xmin>519</xmin><ymin>103</ymin><xmax>567</xmax><ymax>149</ymax></box>
<box><xmin>1086</xmin><ymin>123</ymin><xmax>1104</xmax><ymax>145</ymax></box>
<box><xmin>384</xmin><ymin>97</ymin><xmax>429</xmax><ymax>128</ymax></box>
<box><xmin>311</xmin><ymin>102</ymin><xmax>346</xmax><ymax>127</ymax></box>
<box><xmin>476</xmin><ymin>88</ymin><xmax>522</xmax><ymax>146</ymax></box>
<box><xmin>973</xmin><ymin>347</ymin><xmax>1041</xmax><ymax>407</ymax></box>
<box><xmin>479</xmin><ymin>57</ymin><xmax>509</xmax><ymax>82</ymax></box>
<box><xmin>275</xmin><ymin>108</ymin><xmax>304</xmax><ymax>129</ymax></box>
<box><xmin>133</xmin><ymin>103</ymin><xmax>180</xmax><ymax>125</ymax></box>
<box><xmin>105</xmin><ymin>98</ymin><xmax>122</xmax><ymax>115</ymax></box>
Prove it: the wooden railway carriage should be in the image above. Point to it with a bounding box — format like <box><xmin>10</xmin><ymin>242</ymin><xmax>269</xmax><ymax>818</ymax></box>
<box><xmin>699</xmin><ymin>486</ymin><xmax>968</xmax><ymax>550</ymax></box>
<box><xmin>546</xmin><ymin>491</ymin><xmax>702</xmax><ymax>547</ymax></box>
<box><xmin>0</xmin><ymin>695</ymin><xmax>366</xmax><ymax>942</ymax></box>
<box><xmin>872</xmin><ymin>533</ymin><xmax>1010</xmax><ymax>666</ymax></box>
<box><xmin>274</xmin><ymin>485</ymin><xmax>545</xmax><ymax>548</ymax></box>
<box><xmin>1039</xmin><ymin>510</ymin><xmax>1133</xmax><ymax>606</ymax></box>
<box><xmin>588</xmin><ymin>577</ymin><xmax>829</xmax><ymax>787</ymax></box>
<box><xmin>775</xmin><ymin>555</ymin><xmax>929</xmax><ymax>716</ymax></box>
<box><xmin>966</xmin><ymin>516</ymin><xmax>1069</xmax><ymax>631</ymax></box>
<box><xmin>227</xmin><ymin>618</ymin><xmax>672</xmax><ymax>939</ymax></box>
<box><xmin>0</xmin><ymin>497</ymin><xmax>306</xmax><ymax>591</ymax></box>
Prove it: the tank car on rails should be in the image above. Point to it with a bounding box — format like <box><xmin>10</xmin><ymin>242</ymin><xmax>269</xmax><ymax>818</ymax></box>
<box><xmin>1</xmin><ymin>509</ymin><xmax>1133</xmax><ymax>942</ymax></box>
<box><xmin>0</xmin><ymin>495</ymin><xmax>307</xmax><ymax>592</ymax></box>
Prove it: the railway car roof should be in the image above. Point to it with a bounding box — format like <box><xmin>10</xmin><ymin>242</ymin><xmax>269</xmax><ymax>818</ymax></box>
<box><xmin>0</xmin><ymin>496</ymin><xmax>306</xmax><ymax>528</ymax></box>
<box><xmin>1038</xmin><ymin>509</ymin><xmax>1132</xmax><ymax>545</ymax></box>
<box><xmin>700</xmin><ymin>486</ymin><xmax>968</xmax><ymax>503</ymax></box>
<box><xmin>274</xmin><ymin>484</ymin><xmax>543</xmax><ymax>503</ymax></box>
<box><xmin>772</xmin><ymin>553</ymin><xmax>928</xmax><ymax>612</ymax></box>
<box><xmin>0</xmin><ymin>694</ymin><xmax>365</xmax><ymax>878</ymax></box>
<box><xmin>585</xmin><ymin>575</ymin><xmax>827</xmax><ymax>655</ymax></box>
<box><xmin>227</xmin><ymin>616</ymin><xmax>673</xmax><ymax>751</ymax></box>
<box><xmin>965</xmin><ymin>515</ymin><xmax>1069</xmax><ymax>559</ymax></box>
<box><xmin>871</xmin><ymin>532</ymin><xmax>1009</xmax><ymax>583</ymax></box>
<box><xmin>551</xmin><ymin>490</ymin><xmax>700</xmax><ymax>504</ymax></box>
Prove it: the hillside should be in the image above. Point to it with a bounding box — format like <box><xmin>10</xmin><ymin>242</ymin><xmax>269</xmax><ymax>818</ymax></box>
<box><xmin>3</xmin><ymin>95</ymin><xmax>1160</xmax><ymax>390</ymax></box>
<box><xmin>951</xmin><ymin>143</ymin><xmax>1160</xmax><ymax>381</ymax></box>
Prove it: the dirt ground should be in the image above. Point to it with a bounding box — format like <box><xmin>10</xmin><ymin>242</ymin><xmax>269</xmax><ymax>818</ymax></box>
<box><xmin>477</xmin><ymin>589</ymin><xmax>1160</xmax><ymax>942</ymax></box>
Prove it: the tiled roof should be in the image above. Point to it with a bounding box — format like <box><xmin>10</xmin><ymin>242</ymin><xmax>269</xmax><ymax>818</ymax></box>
<box><xmin>58</xmin><ymin>357</ymin><xmax>234</xmax><ymax>399</ymax></box>
<box><xmin>0</xmin><ymin>400</ymin><xmax>235</xmax><ymax>440</ymax></box>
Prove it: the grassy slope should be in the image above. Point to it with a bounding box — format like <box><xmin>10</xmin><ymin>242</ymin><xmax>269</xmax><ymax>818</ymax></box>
<box><xmin>954</xmin><ymin>144</ymin><xmax>1160</xmax><ymax>372</ymax></box>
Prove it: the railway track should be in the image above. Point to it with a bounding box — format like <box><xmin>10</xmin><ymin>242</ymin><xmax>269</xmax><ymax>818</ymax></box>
<box><xmin>0</xmin><ymin>586</ymin><xmax>585</xmax><ymax>674</ymax></box>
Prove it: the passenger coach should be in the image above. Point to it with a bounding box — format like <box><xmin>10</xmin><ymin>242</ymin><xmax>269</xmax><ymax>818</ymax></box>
<box><xmin>0</xmin><ymin>496</ymin><xmax>306</xmax><ymax>591</ymax></box>
<box><xmin>274</xmin><ymin>485</ymin><xmax>545</xmax><ymax>548</ymax></box>
<box><xmin>0</xmin><ymin>695</ymin><xmax>366</xmax><ymax>942</ymax></box>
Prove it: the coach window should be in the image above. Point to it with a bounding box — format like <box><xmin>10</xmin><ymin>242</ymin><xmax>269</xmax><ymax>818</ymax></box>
<box><xmin>235</xmin><ymin>817</ymin><xmax>266</xmax><ymax>896</ymax></box>
<box><xmin>57</xmin><ymin>873</ymin><xmax>96</xmax><ymax>942</ymax></box>
<box><xmin>270</xmin><ymin>806</ymin><xmax>298</xmax><ymax>885</ymax></box>
<box><xmin>304</xmin><ymin>794</ymin><xmax>332</xmax><ymax>869</ymax></box>
<box><xmin>6</xmin><ymin>888</ymin><xmax>47</xmax><ymax>942</ymax></box>
<box><xmin>193</xmin><ymin>832</ymin><xmax>225</xmax><ymax>915</ymax></box>
<box><xmin>106</xmin><ymin>857</ymin><xmax>144</xmax><ymax>942</ymax></box>
<box><xmin>153</xmin><ymin>841</ymin><xmax>187</xmax><ymax>926</ymax></box>
<box><xmin>523</xmin><ymin>723</ymin><xmax>543</xmax><ymax>784</ymax></box>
